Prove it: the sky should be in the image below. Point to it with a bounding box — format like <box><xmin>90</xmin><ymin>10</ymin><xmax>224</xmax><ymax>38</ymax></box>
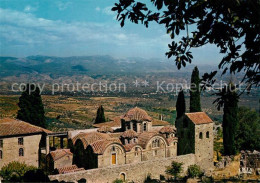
<box><xmin>0</xmin><ymin>0</ymin><xmax>222</xmax><ymax>65</ymax></box>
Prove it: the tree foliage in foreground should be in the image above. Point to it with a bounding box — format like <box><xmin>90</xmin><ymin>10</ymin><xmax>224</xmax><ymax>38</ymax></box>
<box><xmin>236</xmin><ymin>106</ymin><xmax>260</xmax><ymax>151</ymax></box>
<box><xmin>112</xmin><ymin>0</ymin><xmax>260</xmax><ymax>88</ymax></box>
<box><xmin>0</xmin><ymin>161</ymin><xmax>36</xmax><ymax>182</ymax></box>
<box><xmin>17</xmin><ymin>84</ymin><xmax>46</xmax><ymax>128</ymax></box>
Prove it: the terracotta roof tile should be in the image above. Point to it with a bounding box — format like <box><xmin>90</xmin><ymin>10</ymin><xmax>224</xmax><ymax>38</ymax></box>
<box><xmin>159</xmin><ymin>126</ymin><xmax>177</xmax><ymax>134</ymax></box>
<box><xmin>108</xmin><ymin>132</ymin><xmax>122</xmax><ymax>139</ymax></box>
<box><xmin>122</xmin><ymin>107</ymin><xmax>152</xmax><ymax>122</ymax></box>
<box><xmin>186</xmin><ymin>112</ymin><xmax>213</xmax><ymax>125</ymax></box>
<box><xmin>97</xmin><ymin>126</ymin><xmax>114</xmax><ymax>133</ymax></box>
<box><xmin>93</xmin><ymin>117</ymin><xmax>121</xmax><ymax>128</ymax></box>
<box><xmin>72</xmin><ymin>132</ymin><xmax>110</xmax><ymax>148</ymax></box>
<box><xmin>57</xmin><ymin>165</ymin><xmax>84</xmax><ymax>174</ymax></box>
<box><xmin>90</xmin><ymin>138</ymin><xmax>122</xmax><ymax>154</ymax></box>
<box><xmin>137</xmin><ymin>131</ymin><xmax>158</xmax><ymax>148</ymax></box>
<box><xmin>124</xmin><ymin>143</ymin><xmax>137</xmax><ymax>152</ymax></box>
<box><xmin>0</xmin><ymin>118</ymin><xmax>52</xmax><ymax>137</ymax></box>
<box><xmin>121</xmin><ymin>130</ymin><xmax>138</xmax><ymax>138</ymax></box>
<box><xmin>50</xmin><ymin>149</ymin><xmax>72</xmax><ymax>161</ymax></box>
<box><xmin>152</xmin><ymin>119</ymin><xmax>170</xmax><ymax>126</ymax></box>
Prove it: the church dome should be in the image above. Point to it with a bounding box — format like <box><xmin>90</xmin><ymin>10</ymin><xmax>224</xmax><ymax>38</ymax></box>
<box><xmin>121</xmin><ymin>130</ymin><xmax>138</xmax><ymax>138</ymax></box>
<box><xmin>159</xmin><ymin>126</ymin><xmax>176</xmax><ymax>134</ymax></box>
<box><xmin>122</xmin><ymin>107</ymin><xmax>152</xmax><ymax>122</ymax></box>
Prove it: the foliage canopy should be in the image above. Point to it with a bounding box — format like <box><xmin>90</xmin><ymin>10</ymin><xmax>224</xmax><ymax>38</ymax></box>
<box><xmin>112</xmin><ymin>0</ymin><xmax>260</xmax><ymax>89</ymax></box>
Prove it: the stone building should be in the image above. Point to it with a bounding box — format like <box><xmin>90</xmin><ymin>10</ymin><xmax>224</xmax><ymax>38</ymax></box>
<box><xmin>47</xmin><ymin>149</ymin><xmax>73</xmax><ymax>172</ymax></box>
<box><xmin>176</xmin><ymin>112</ymin><xmax>214</xmax><ymax>168</ymax></box>
<box><xmin>50</xmin><ymin>108</ymin><xmax>214</xmax><ymax>182</ymax></box>
<box><xmin>69</xmin><ymin>107</ymin><xmax>178</xmax><ymax>170</ymax></box>
<box><xmin>0</xmin><ymin>118</ymin><xmax>52</xmax><ymax>169</ymax></box>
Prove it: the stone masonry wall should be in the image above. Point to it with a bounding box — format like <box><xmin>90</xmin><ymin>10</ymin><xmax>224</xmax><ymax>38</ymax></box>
<box><xmin>49</xmin><ymin>154</ymin><xmax>196</xmax><ymax>183</ymax></box>
<box><xmin>195</xmin><ymin>123</ymin><xmax>214</xmax><ymax>169</ymax></box>
<box><xmin>0</xmin><ymin>135</ymin><xmax>42</xmax><ymax>169</ymax></box>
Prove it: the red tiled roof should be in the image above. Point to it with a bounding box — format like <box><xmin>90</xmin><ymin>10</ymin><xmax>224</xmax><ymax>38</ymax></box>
<box><xmin>50</xmin><ymin>149</ymin><xmax>72</xmax><ymax>161</ymax></box>
<box><xmin>159</xmin><ymin>126</ymin><xmax>176</xmax><ymax>134</ymax></box>
<box><xmin>137</xmin><ymin>131</ymin><xmax>169</xmax><ymax>148</ymax></box>
<box><xmin>97</xmin><ymin>125</ymin><xmax>114</xmax><ymax>133</ymax></box>
<box><xmin>124</xmin><ymin>143</ymin><xmax>137</xmax><ymax>152</ymax></box>
<box><xmin>108</xmin><ymin>132</ymin><xmax>123</xmax><ymax>139</ymax></box>
<box><xmin>122</xmin><ymin>107</ymin><xmax>152</xmax><ymax>122</ymax></box>
<box><xmin>0</xmin><ymin>118</ymin><xmax>52</xmax><ymax>137</ymax></box>
<box><xmin>152</xmin><ymin>119</ymin><xmax>170</xmax><ymax>126</ymax></box>
<box><xmin>93</xmin><ymin>117</ymin><xmax>121</xmax><ymax>128</ymax></box>
<box><xmin>72</xmin><ymin>132</ymin><xmax>110</xmax><ymax>148</ymax></box>
<box><xmin>90</xmin><ymin>138</ymin><xmax>122</xmax><ymax>154</ymax></box>
<box><xmin>137</xmin><ymin>131</ymin><xmax>157</xmax><ymax>148</ymax></box>
<box><xmin>186</xmin><ymin>112</ymin><xmax>213</xmax><ymax>125</ymax></box>
<box><xmin>57</xmin><ymin>165</ymin><xmax>84</xmax><ymax>174</ymax></box>
<box><xmin>121</xmin><ymin>130</ymin><xmax>138</xmax><ymax>138</ymax></box>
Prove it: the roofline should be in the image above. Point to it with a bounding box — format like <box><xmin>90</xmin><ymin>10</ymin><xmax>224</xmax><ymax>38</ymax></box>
<box><xmin>0</xmin><ymin>131</ymin><xmax>47</xmax><ymax>138</ymax></box>
<box><xmin>125</xmin><ymin>144</ymin><xmax>143</xmax><ymax>152</ymax></box>
<box><xmin>184</xmin><ymin>112</ymin><xmax>213</xmax><ymax>125</ymax></box>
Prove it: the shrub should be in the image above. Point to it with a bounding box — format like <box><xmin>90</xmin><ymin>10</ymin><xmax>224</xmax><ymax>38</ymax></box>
<box><xmin>23</xmin><ymin>169</ymin><xmax>50</xmax><ymax>182</ymax></box>
<box><xmin>144</xmin><ymin>173</ymin><xmax>160</xmax><ymax>183</ymax></box>
<box><xmin>0</xmin><ymin>161</ymin><xmax>37</xmax><ymax>181</ymax></box>
<box><xmin>165</xmin><ymin>161</ymin><xmax>183</xmax><ymax>179</ymax></box>
<box><xmin>113</xmin><ymin>179</ymin><xmax>123</xmax><ymax>183</ymax></box>
<box><xmin>187</xmin><ymin>165</ymin><xmax>203</xmax><ymax>178</ymax></box>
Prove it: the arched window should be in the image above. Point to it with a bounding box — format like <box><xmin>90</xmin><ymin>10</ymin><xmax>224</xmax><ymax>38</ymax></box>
<box><xmin>143</xmin><ymin>123</ymin><xmax>147</xmax><ymax>131</ymax></box>
<box><xmin>199</xmin><ymin>132</ymin><xmax>203</xmax><ymax>139</ymax></box>
<box><xmin>152</xmin><ymin>139</ymin><xmax>160</xmax><ymax>148</ymax></box>
<box><xmin>120</xmin><ymin>173</ymin><xmax>126</xmax><ymax>181</ymax></box>
<box><xmin>0</xmin><ymin>150</ymin><xmax>2</xmax><ymax>159</ymax></box>
<box><xmin>112</xmin><ymin>146</ymin><xmax>115</xmax><ymax>151</ymax></box>
<box><xmin>126</xmin><ymin>123</ymin><xmax>130</xmax><ymax>130</ymax></box>
<box><xmin>19</xmin><ymin>148</ymin><xmax>24</xmax><ymax>156</ymax></box>
<box><xmin>135</xmin><ymin>147</ymin><xmax>139</xmax><ymax>156</ymax></box>
<box><xmin>206</xmin><ymin>131</ymin><xmax>209</xmax><ymax>138</ymax></box>
<box><xmin>133</xmin><ymin>123</ymin><xmax>137</xmax><ymax>132</ymax></box>
<box><xmin>18</xmin><ymin>138</ymin><xmax>23</xmax><ymax>145</ymax></box>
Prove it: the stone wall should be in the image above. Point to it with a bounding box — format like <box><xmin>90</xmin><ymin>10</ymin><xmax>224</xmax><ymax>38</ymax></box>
<box><xmin>49</xmin><ymin>154</ymin><xmax>196</xmax><ymax>183</ymax></box>
<box><xmin>0</xmin><ymin>134</ymin><xmax>42</xmax><ymax>169</ymax></box>
<box><xmin>195</xmin><ymin>123</ymin><xmax>214</xmax><ymax>169</ymax></box>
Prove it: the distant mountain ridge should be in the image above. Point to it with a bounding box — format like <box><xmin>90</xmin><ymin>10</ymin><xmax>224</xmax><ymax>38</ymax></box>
<box><xmin>0</xmin><ymin>55</ymin><xmax>216</xmax><ymax>79</ymax></box>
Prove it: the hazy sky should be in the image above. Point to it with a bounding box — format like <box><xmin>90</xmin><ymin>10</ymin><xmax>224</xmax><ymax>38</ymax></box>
<box><xmin>0</xmin><ymin>0</ymin><xmax>222</xmax><ymax>65</ymax></box>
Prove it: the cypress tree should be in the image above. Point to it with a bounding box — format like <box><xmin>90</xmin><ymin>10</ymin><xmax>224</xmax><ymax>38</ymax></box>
<box><xmin>223</xmin><ymin>83</ymin><xmax>239</xmax><ymax>155</ymax></box>
<box><xmin>215</xmin><ymin>82</ymin><xmax>239</xmax><ymax>155</ymax></box>
<box><xmin>190</xmin><ymin>66</ymin><xmax>201</xmax><ymax>112</ymax></box>
<box><xmin>95</xmin><ymin>105</ymin><xmax>106</xmax><ymax>124</ymax></box>
<box><xmin>176</xmin><ymin>90</ymin><xmax>186</xmax><ymax>119</ymax></box>
<box><xmin>17</xmin><ymin>84</ymin><xmax>46</xmax><ymax>128</ymax></box>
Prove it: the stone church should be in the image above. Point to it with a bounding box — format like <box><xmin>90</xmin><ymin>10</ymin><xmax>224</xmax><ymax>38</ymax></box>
<box><xmin>69</xmin><ymin>107</ymin><xmax>178</xmax><ymax>170</ymax></box>
<box><xmin>66</xmin><ymin>107</ymin><xmax>213</xmax><ymax>174</ymax></box>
